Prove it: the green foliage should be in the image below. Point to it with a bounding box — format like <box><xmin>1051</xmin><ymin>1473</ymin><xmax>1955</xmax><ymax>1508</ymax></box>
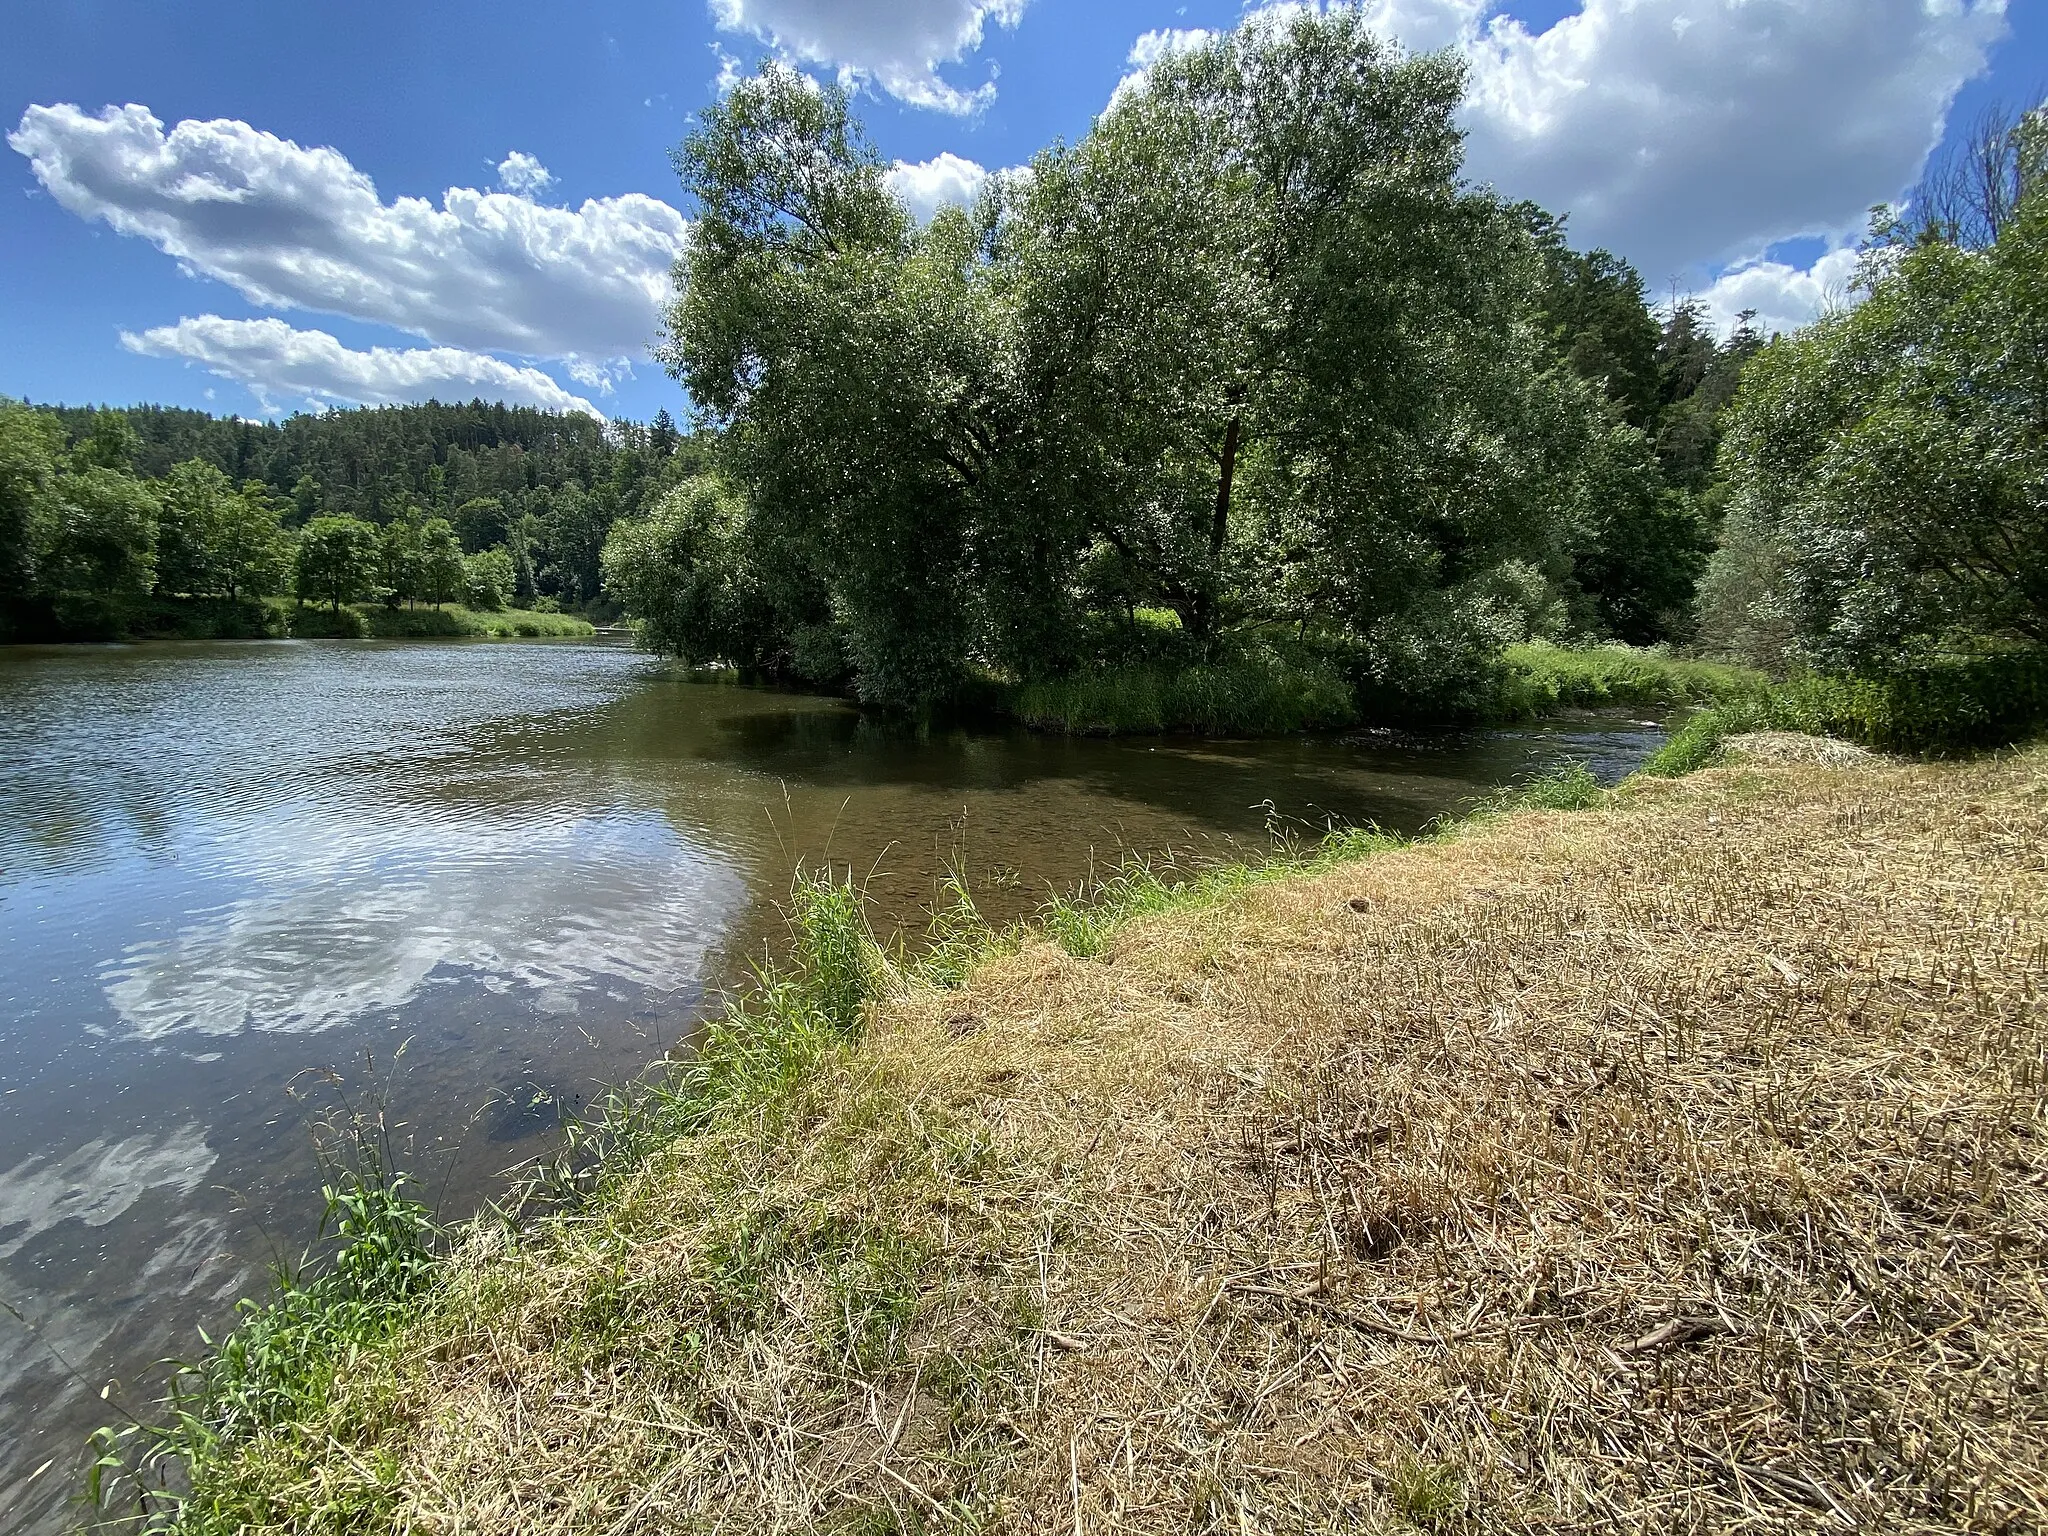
<box><xmin>45</xmin><ymin>465</ymin><xmax>160</xmax><ymax>606</ymax></box>
<box><xmin>1712</xmin><ymin>184</ymin><xmax>2048</xmax><ymax>669</ymax></box>
<box><xmin>0</xmin><ymin>400</ymin><xmax>63</xmax><ymax>632</ymax></box>
<box><xmin>1691</xmin><ymin>496</ymin><xmax>1800</xmax><ymax>670</ymax></box>
<box><xmin>1388</xmin><ymin>1458</ymin><xmax>1466</xmax><ymax>1525</ymax></box>
<box><xmin>1042</xmin><ymin>820</ymin><xmax>1404</xmax><ymax>959</ymax></box>
<box><xmin>1500</xmin><ymin>642</ymin><xmax>1764</xmax><ymax>713</ymax></box>
<box><xmin>657</xmin><ymin>869</ymin><xmax>886</xmax><ymax>1133</ymax></box>
<box><xmin>414</xmin><ymin>518</ymin><xmax>466</xmax><ymax>606</ymax></box>
<box><xmin>1496</xmin><ymin>760</ymin><xmax>1605</xmax><ymax>811</ymax></box>
<box><xmin>649</xmin><ymin>15</ymin><xmax>1733</xmax><ymax>714</ymax></box>
<box><xmin>1641</xmin><ymin>649</ymin><xmax>2048</xmax><ymax>772</ymax></box>
<box><xmin>600</xmin><ymin>475</ymin><xmax>821</xmax><ymax>675</ymax></box>
<box><xmin>293</xmin><ymin>515</ymin><xmax>381</xmax><ymax>612</ymax></box>
<box><xmin>153</xmin><ymin>459</ymin><xmax>293</xmax><ymax>602</ymax></box>
<box><xmin>15</xmin><ymin>398</ymin><xmax>715</xmax><ymax>624</ymax></box>
<box><xmin>1522</xmin><ymin>206</ymin><xmax>1665</xmax><ymax>429</ymax></box>
<box><xmin>910</xmin><ymin>871</ymin><xmax>1010</xmax><ymax>991</ymax></box>
<box><xmin>462</xmin><ymin>546</ymin><xmax>514</xmax><ymax>611</ymax></box>
<box><xmin>89</xmin><ymin>1152</ymin><xmax>439</xmax><ymax>1531</ymax></box>
<box><xmin>1010</xmin><ymin>645</ymin><xmax>1356</xmax><ymax>736</ymax></box>
<box><xmin>152</xmin><ymin>458</ymin><xmax>236</xmax><ymax>598</ymax></box>
<box><xmin>282</xmin><ymin>602</ymin><xmax>592</xmax><ymax>639</ymax></box>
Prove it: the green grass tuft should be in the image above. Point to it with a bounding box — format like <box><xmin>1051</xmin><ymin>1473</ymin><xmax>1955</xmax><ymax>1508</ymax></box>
<box><xmin>1387</xmin><ymin>1458</ymin><xmax>1466</xmax><ymax>1525</ymax></box>
<box><xmin>89</xmin><ymin>1149</ymin><xmax>438</xmax><ymax>1531</ymax></box>
<box><xmin>1642</xmin><ymin>649</ymin><xmax>2048</xmax><ymax>773</ymax></box>
<box><xmin>1494</xmin><ymin>759</ymin><xmax>1606</xmax><ymax>811</ymax></box>
<box><xmin>1039</xmin><ymin>821</ymin><xmax>1404</xmax><ymax>959</ymax></box>
<box><xmin>1500</xmin><ymin>642</ymin><xmax>1764</xmax><ymax>714</ymax></box>
<box><xmin>280</xmin><ymin>602</ymin><xmax>595</xmax><ymax>640</ymax></box>
<box><xmin>1010</xmin><ymin>649</ymin><xmax>1357</xmax><ymax>737</ymax></box>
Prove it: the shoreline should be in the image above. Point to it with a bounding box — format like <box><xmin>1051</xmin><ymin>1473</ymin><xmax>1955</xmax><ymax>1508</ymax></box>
<box><xmin>92</xmin><ymin>733</ymin><xmax>2048</xmax><ymax>1530</ymax></box>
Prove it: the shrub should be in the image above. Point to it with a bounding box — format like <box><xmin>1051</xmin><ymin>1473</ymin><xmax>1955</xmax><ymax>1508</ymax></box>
<box><xmin>1641</xmin><ymin>648</ymin><xmax>2048</xmax><ymax>772</ymax></box>
<box><xmin>1500</xmin><ymin>642</ymin><xmax>1764</xmax><ymax>714</ymax></box>
<box><xmin>1011</xmin><ymin>643</ymin><xmax>1356</xmax><ymax>736</ymax></box>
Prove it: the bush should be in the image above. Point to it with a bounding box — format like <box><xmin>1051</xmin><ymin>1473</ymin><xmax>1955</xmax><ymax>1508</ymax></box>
<box><xmin>1641</xmin><ymin>648</ymin><xmax>2048</xmax><ymax>773</ymax></box>
<box><xmin>284</xmin><ymin>603</ymin><xmax>370</xmax><ymax>639</ymax></box>
<box><xmin>1500</xmin><ymin>642</ymin><xmax>1763</xmax><ymax>714</ymax></box>
<box><xmin>1011</xmin><ymin>642</ymin><xmax>1357</xmax><ymax>736</ymax></box>
<box><xmin>89</xmin><ymin>1151</ymin><xmax>438</xmax><ymax>1528</ymax></box>
<box><xmin>280</xmin><ymin>604</ymin><xmax>594</xmax><ymax>640</ymax></box>
<box><xmin>1782</xmin><ymin>650</ymin><xmax>2048</xmax><ymax>753</ymax></box>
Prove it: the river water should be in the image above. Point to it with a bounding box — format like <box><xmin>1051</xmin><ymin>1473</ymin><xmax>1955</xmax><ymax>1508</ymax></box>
<box><xmin>0</xmin><ymin>636</ymin><xmax>1663</xmax><ymax>1530</ymax></box>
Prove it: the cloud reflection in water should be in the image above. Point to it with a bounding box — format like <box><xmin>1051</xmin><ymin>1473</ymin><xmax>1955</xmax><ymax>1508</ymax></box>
<box><xmin>99</xmin><ymin>805</ymin><xmax>742</xmax><ymax>1039</ymax></box>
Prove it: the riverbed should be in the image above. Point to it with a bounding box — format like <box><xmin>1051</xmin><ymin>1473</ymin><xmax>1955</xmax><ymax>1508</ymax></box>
<box><xmin>0</xmin><ymin>636</ymin><xmax>1662</xmax><ymax>1529</ymax></box>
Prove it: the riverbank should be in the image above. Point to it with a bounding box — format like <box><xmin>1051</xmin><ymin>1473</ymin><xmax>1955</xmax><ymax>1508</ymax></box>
<box><xmin>3</xmin><ymin>596</ymin><xmax>594</xmax><ymax>642</ymax></box>
<box><xmin>106</xmin><ymin>736</ymin><xmax>2048</xmax><ymax>1532</ymax></box>
<box><xmin>995</xmin><ymin>640</ymin><xmax>1761</xmax><ymax>737</ymax></box>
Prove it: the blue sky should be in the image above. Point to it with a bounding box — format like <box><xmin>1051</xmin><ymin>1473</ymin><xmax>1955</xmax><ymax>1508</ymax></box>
<box><xmin>3</xmin><ymin>0</ymin><xmax>2039</xmax><ymax>425</ymax></box>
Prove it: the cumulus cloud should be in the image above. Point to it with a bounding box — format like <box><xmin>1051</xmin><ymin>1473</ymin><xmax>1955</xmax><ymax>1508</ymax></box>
<box><xmin>1692</xmin><ymin>245</ymin><xmax>1864</xmax><ymax>340</ymax></box>
<box><xmin>1129</xmin><ymin>26</ymin><xmax>1215</xmax><ymax>70</ymax></box>
<box><xmin>1110</xmin><ymin>26</ymin><xmax>1217</xmax><ymax>107</ymax></box>
<box><xmin>495</xmin><ymin>150</ymin><xmax>555</xmax><ymax>197</ymax></box>
<box><xmin>565</xmin><ymin>354</ymin><xmax>636</xmax><ymax>394</ymax></box>
<box><xmin>709</xmin><ymin>0</ymin><xmax>1026</xmax><ymax>114</ymax></box>
<box><xmin>886</xmin><ymin>151</ymin><xmax>989</xmax><ymax>220</ymax></box>
<box><xmin>1363</xmin><ymin>0</ymin><xmax>2007</xmax><ymax>285</ymax></box>
<box><xmin>122</xmin><ymin>316</ymin><xmax>605</xmax><ymax>417</ymax></box>
<box><xmin>10</xmin><ymin>104</ymin><xmax>688</xmax><ymax>360</ymax></box>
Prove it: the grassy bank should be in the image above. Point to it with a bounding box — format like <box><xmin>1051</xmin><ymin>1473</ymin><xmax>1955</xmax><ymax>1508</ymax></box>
<box><xmin>276</xmin><ymin>602</ymin><xmax>595</xmax><ymax>639</ymax></box>
<box><xmin>1005</xmin><ymin>641</ymin><xmax>1760</xmax><ymax>736</ymax></box>
<box><xmin>1496</xmin><ymin>640</ymin><xmax>1763</xmax><ymax>713</ymax></box>
<box><xmin>2</xmin><ymin>596</ymin><xmax>595</xmax><ymax>642</ymax></box>
<box><xmin>1646</xmin><ymin>647</ymin><xmax>2048</xmax><ymax>774</ymax></box>
<box><xmin>97</xmin><ymin>736</ymin><xmax>2048</xmax><ymax>1532</ymax></box>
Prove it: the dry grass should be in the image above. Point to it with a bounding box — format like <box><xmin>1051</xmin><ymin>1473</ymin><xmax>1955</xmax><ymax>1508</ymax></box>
<box><xmin>1722</xmin><ymin>731</ymin><xmax>1880</xmax><ymax>767</ymax></box>
<box><xmin>196</xmin><ymin>745</ymin><xmax>2048</xmax><ymax>1534</ymax></box>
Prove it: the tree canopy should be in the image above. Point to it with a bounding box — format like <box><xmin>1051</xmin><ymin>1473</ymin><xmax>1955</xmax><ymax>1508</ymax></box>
<box><xmin>644</xmin><ymin>13</ymin><xmax>1753</xmax><ymax>713</ymax></box>
<box><xmin>1708</xmin><ymin>164</ymin><xmax>2048</xmax><ymax>669</ymax></box>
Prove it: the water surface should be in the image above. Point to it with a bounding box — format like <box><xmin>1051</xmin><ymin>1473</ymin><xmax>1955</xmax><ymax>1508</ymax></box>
<box><xmin>0</xmin><ymin>637</ymin><xmax>1662</xmax><ymax>1529</ymax></box>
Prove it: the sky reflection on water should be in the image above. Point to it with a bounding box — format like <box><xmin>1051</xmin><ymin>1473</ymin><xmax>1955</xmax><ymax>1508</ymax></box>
<box><xmin>0</xmin><ymin>636</ymin><xmax>1663</xmax><ymax>1531</ymax></box>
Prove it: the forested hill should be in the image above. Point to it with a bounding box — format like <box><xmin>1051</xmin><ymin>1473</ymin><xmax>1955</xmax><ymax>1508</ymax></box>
<box><xmin>34</xmin><ymin>398</ymin><xmax>702</xmax><ymax>519</ymax></box>
<box><xmin>17</xmin><ymin>398</ymin><xmax>705</xmax><ymax>612</ymax></box>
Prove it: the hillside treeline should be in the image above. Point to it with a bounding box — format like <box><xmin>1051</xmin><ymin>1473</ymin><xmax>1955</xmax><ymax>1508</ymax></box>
<box><xmin>605</xmin><ymin>13</ymin><xmax>1762</xmax><ymax>716</ymax></box>
<box><xmin>0</xmin><ymin>400</ymin><xmax>704</xmax><ymax>638</ymax></box>
<box><xmin>606</xmin><ymin>11</ymin><xmax>2042</xmax><ymax>724</ymax></box>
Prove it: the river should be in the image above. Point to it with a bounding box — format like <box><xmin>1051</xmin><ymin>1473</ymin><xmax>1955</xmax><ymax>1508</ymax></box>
<box><xmin>0</xmin><ymin>636</ymin><xmax>1663</xmax><ymax>1530</ymax></box>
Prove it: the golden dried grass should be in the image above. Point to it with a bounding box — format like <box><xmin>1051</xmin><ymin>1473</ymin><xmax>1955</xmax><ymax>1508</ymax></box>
<box><xmin>214</xmin><ymin>746</ymin><xmax>2048</xmax><ymax>1534</ymax></box>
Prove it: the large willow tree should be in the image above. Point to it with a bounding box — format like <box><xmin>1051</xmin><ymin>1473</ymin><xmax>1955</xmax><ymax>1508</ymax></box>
<box><xmin>659</xmin><ymin>12</ymin><xmax>1648</xmax><ymax>709</ymax></box>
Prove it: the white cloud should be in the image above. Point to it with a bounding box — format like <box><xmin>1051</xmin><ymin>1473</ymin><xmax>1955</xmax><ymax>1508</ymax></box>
<box><xmin>1357</xmin><ymin>0</ymin><xmax>2009</xmax><ymax>285</ymax></box>
<box><xmin>709</xmin><ymin>0</ymin><xmax>1026</xmax><ymax>114</ymax></box>
<box><xmin>565</xmin><ymin>354</ymin><xmax>636</xmax><ymax>394</ymax></box>
<box><xmin>1692</xmin><ymin>244</ymin><xmax>1864</xmax><ymax>339</ymax></box>
<box><xmin>122</xmin><ymin>316</ymin><xmax>606</xmax><ymax>417</ymax></box>
<box><xmin>495</xmin><ymin>150</ymin><xmax>555</xmax><ymax>197</ymax></box>
<box><xmin>1110</xmin><ymin>26</ymin><xmax>1217</xmax><ymax>107</ymax></box>
<box><xmin>10</xmin><ymin>104</ymin><xmax>688</xmax><ymax>360</ymax></box>
<box><xmin>1358</xmin><ymin>0</ymin><xmax>1488</xmax><ymax>55</ymax></box>
<box><xmin>1129</xmin><ymin>26</ymin><xmax>1215</xmax><ymax>70</ymax></box>
<box><xmin>886</xmin><ymin>151</ymin><xmax>989</xmax><ymax>220</ymax></box>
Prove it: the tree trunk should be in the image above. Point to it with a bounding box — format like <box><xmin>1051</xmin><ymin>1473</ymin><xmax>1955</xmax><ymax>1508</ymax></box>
<box><xmin>1192</xmin><ymin>413</ymin><xmax>1243</xmax><ymax>647</ymax></box>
